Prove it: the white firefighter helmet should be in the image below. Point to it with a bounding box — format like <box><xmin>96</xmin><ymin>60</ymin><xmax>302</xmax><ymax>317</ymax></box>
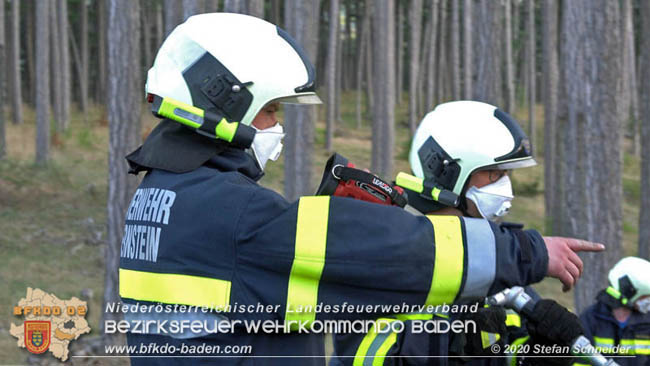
<box><xmin>145</xmin><ymin>13</ymin><xmax>321</xmax><ymax>126</ymax></box>
<box><xmin>608</xmin><ymin>256</ymin><xmax>650</xmax><ymax>305</ymax></box>
<box><xmin>409</xmin><ymin>101</ymin><xmax>537</xmax><ymax>196</ymax></box>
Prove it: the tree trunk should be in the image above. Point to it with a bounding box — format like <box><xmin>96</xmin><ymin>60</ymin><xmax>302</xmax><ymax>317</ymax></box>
<box><xmin>561</xmin><ymin>0</ymin><xmax>623</xmax><ymax>312</ymax></box>
<box><xmin>35</xmin><ymin>0</ymin><xmax>50</xmax><ymax>165</ymax></box>
<box><xmin>270</xmin><ymin>0</ymin><xmax>282</xmax><ymax>26</ymax></box>
<box><xmin>70</xmin><ymin>24</ymin><xmax>84</xmax><ymax>118</ymax></box>
<box><xmin>436</xmin><ymin>0</ymin><xmax>447</xmax><ymax>103</ymax></box>
<box><xmin>504</xmin><ymin>0</ymin><xmax>515</xmax><ymax>114</ymax></box>
<box><xmin>364</xmin><ymin>1</ymin><xmax>374</xmax><ymax>118</ymax></box>
<box><xmin>639</xmin><ymin>0</ymin><xmax>650</xmax><ymax>260</ymax></box>
<box><xmin>183</xmin><ymin>0</ymin><xmax>201</xmax><ymax>20</ymax></box>
<box><xmin>408</xmin><ymin>0</ymin><xmax>423</xmax><ymax>134</ymax></box>
<box><xmin>335</xmin><ymin>7</ymin><xmax>343</xmax><ymax>121</ymax></box>
<box><xmin>450</xmin><ymin>0</ymin><xmax>460</xmax><ymax>100</ymax></box>
<box><xmin>542</xmin><ymin>0</ymin><xmax>559</xmax><ymax>234</ymax></box>
<box><xmin>425</xmin><ymin>0</ymin><xmax>439</xmax><ymax>109</ymax></box>
<box><xmin>80</xmin><ymin>0</ymin><xmax>89</xmax><ymax>114</ymax></box>
<box><xmin>371</xmin><ymin>0</ymin><xmax>395</xmax><ymax>178</ymax></box>
<box><xmin>142</xmin><ymin>3</ymin><xmax>153</xmax><ymax>73</ymax></box>
<box><xmin>205</xmin><ymin>0</ymin><xmax>220</xmax><ymax>13</ymax></box>
<box><xmin>155</xmin><ymin>1</ymin><xmax>164</xmax><ymax>48</ymax></box>
<box><xmin>59</xmin><ymin>0</ymin><xmax>71</xmax><ymax>129</ymax></box>
<box><xmin>283</xmin><ymin>0</ymin><xmax>320</xmax><ymax>201</ymax></box>
<box><xmin>526</xmin><ymin>0</ymin><xmax>535</xmax><ymax>156</ymax></box>
<box><xmin>24</xmin><ymin>0</ymin><xmax>36</xmax><ymax>107</ymax></box>
<box><xmin>325</xmin><ymin>0</ymin><xmax>339</xmax><ymax>152</ymax></box>
<box><xmin>97</xmin><ymin>0</ymin><xmax>107</xmax><ymax>103</ymax></box>
<box><xmin>419</xmin><ymin>8</ymin><xmax>432</xmax><ymax>115</ymax></box>
<box><xmin>474</xmin><ymin>0</ymin><xmax>502</xmax><ymax>105</ymax></box>
<box><xmin>164</xmin><ymin>0</ymin><xmax>182</xmax><ymax>37</ymax></box>
<box><xmin>396</xmin><ymin>1</ymin><xmax>404</xmax><ymax>105</ymax></box>
<box><xmin>516</xmin><ymin>0</ymin><xmax>528</xmax><ymax>105</ymax></box>
<box><xmin>9</xmin><ymin>0</ymin><xmax>22</xmax><ymax>125</ymax></box>
<box><xmin>356</xmin><ymin>0</ymin><xmax>367</xmax><ymax>128</ymax></box>
<box><xmin>344</xmin><ymin>1</ymin><xmax>354</xmax><ymax>92</ymax></box>
<box><xmin>224</xmin><ymin>0</ymin><xmax>247</xmax><ymax>13</ymax></box>
<box><xmin>0</xmin><ymin>0</ymin><xmax>5</xmax><ymax>159</ymax></box>
<box><xmin>104</xmin><ymin>0</ymin><xmax>142</xmax><ymax>343</ymax></box>
<box><xmin>622</xmin><ymin>0</ymin><xmax>640</xmax><ymax>157</ymax></box>
<box><xmin>50</xmin><ymin>4</ymin><xmax>63</xmax><ymax>132</ymax></box>
<box><xmin>462</xmin><ymin>0</ymin><xmax>472</xmax><ymax>100</ymax></box>
<box><xmin>247</xmin><ymin>0</ymin><xmax>265</xmax><ymax>18</ymax></box>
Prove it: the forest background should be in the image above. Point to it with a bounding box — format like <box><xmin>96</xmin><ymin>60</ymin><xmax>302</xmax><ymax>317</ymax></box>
<box><xmin>0</xmin><ymin>0</ymin><xmax>648</xmax><ymax>363</ymax></box>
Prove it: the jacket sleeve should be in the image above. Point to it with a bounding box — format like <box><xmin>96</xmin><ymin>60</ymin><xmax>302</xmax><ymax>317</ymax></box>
<box><xmin>487</xmin><ymin>224</ymin><xmax>548</xmax><ymax>295</ymax></box>
<box><xmin>233</xmin><ymin>188</ymin><xmax>548</xmax><ymax>322</ymax></box>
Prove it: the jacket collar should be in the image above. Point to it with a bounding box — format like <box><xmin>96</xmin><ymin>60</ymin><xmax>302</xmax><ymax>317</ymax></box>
<box><xmin>204</xmin><ymin>147</ymin><xmax>264</xmax><ymax>181</ymax></box>
<box><xmin>126</xmin><ymin>119</ymin><xmax>263</xmax><ymax>181</ymax></box>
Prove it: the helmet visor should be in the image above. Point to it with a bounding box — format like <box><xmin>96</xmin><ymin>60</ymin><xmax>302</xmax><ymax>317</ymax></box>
<box><xmin>479</xmin><ymin>157</ymin><xmax>538</xmax><ymax>171</ymax></box>
<box><xmin>272</xmin><ymin>93</ymin><xmax>323</xmax><ymax>105</ymax></box>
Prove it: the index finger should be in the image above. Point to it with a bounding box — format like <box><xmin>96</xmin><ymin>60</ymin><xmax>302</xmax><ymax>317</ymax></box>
<box><xmin>566</xmin><ymin>238</ymin><xmax>606</xmax><ymax>252</ymax></box>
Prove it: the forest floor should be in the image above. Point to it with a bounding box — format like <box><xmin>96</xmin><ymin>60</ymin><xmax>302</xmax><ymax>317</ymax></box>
<box><xmin>0</xmin><ymin>93</ymin><xmax>642</xmax><ymax>364</ymax></box>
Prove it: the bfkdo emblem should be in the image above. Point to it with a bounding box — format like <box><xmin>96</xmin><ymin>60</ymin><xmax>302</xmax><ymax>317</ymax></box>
<box><xmin>25</xmin><ymin>321</ymin><xmax>51</xmax><ymax>354</ymax></box>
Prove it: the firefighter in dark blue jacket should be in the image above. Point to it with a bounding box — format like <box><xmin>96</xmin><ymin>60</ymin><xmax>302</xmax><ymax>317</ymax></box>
<box><xmin>119</xmin><ymin>13</ymin><xmax>605</xmax><ymax>366</ymax></box>
<box><xmin>331</xmin><ymin>102</ymin><xmax>586</xmax><ymax>366</ymax></box>
<box><xmin>574</xmin><ymin>257</ymin><xmax>650</xmax><ymax>366</ymax></box>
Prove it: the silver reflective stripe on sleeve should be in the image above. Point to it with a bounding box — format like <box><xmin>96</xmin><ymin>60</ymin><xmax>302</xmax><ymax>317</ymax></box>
<box><xmin>460</xmin><ymin>217</ymin><xmax>497</xmax><ymax>299</ymax></box>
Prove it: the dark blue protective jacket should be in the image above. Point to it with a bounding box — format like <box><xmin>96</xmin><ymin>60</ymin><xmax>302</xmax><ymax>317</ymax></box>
<box><xmin>574</xmin><ymin>291</ymin><xmax>650</xmax><ymax>366</ymax></box>
<box><xmin>330</xmin><ymin>274</ymin><xmax>540</xmax><ymax>366</ymax></box>
<box><xmin>119</xmin><ymin>147</ymin><xmax>549</xmax><ymax>366</ymax></box>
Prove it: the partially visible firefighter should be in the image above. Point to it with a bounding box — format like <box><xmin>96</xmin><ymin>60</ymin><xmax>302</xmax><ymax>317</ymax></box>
<box><xmin>332</xmin><ymin>101</ymin><xmax>589</xmax><ymax>366</ymax></box>
<box><xmin>574</xmin><ymin>257</ymin><xmax>650</xmax><ymax>366</ymax></box>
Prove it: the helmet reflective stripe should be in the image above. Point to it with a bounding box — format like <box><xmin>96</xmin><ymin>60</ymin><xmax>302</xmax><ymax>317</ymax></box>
<box><xmin>146</xmin><ymin>13</ymin><xmax>321</xmax><ymax>127</ymax></box>
<box><xmin>608</xmin><ymin>256</ymin><xmax>650</xmax><ymax>304</ymax></box>
<box><xmin>409</xmin><ymin>101</ymin><xmax>536</xmax><ymax>197</ymax></box>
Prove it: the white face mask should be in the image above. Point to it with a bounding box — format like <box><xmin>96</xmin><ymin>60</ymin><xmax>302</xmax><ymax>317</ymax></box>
<box><xmin>251</xmin><ymin>123</ymin><xmax>285</xmax><ymax>170</ymax></box>
<box><xmin>636</xmin><ymin>297</ymin><xmax>650</xmax><ymax>314</ymax></box>
<box><xmin>465</xmin><ymin>175</ymin><xmax>514</xmax><ymax>220</ymax></box>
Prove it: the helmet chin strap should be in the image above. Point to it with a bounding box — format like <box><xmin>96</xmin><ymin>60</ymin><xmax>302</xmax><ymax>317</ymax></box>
<box><xmin>458</xmin><ymin>183</ymin><xmax>475</xmax><ymax>218</ymax></box>
<box><xmin>458</xmin><ymin>196</ymin><xmax>473</xmax><ymax>217</ymax></box>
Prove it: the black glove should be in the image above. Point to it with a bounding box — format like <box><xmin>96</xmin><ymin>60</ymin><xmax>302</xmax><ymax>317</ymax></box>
<box><xmin>461</xmin><ymin>306</ymin><xmax>508</xmax><ymax>356</ymax></box>
<box><xmin>526</xmin><ymin>299</ymin><xmax>584</xmax><ymax>346</ymax></box>
<box><xmin>520</xmin><ymin>299</ymin><xmax>585</xmax><ymax>366</ymax></box>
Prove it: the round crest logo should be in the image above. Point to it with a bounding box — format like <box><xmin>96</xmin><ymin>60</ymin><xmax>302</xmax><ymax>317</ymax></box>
<box><xmin>24</xmin><ymin>320</ymin><xmax>51</xmax><ymax>354</ymax></box>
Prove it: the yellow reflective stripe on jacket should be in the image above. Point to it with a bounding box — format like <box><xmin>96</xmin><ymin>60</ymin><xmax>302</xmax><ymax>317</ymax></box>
<box><xmin>572</xmin><ymin>363</ymin><xmax>591</xmax><ymax>366</ymax></box>
<box><xmin>505</xmin><ymin>311</ymin><xmax>521</xmax><ymax>328</ymax></box>
<box><xmin>481</xmin><ymin>331</ymin><xmax>501</xmax><ymax>348</ymax></box>
<box><xmin>373</xmin><ymin>331</ymin><xmax>398</xmax><ymax>366</ymax></box>
<box><xmin>424</xmin><ymin>216</ymin><xmax>464</xmax><ymax>306</ymax></box>
<box><xmin>354</xmin><ymin>318</ymin><xmax>399</xmax><ymax>366</ymax></box>
<box><xmin>508</xmin><ymin>335</ymin><xmax>529</xmax><ymax>366</ymax></box>
<box><xmin>620</xmin><ymin>338</ymin><xmax>650</xmax><ymax>355</ymax></box>
<box><xmin>285</xmin><ymin>196</ymin><xmax>329</xmax><ymax>330</ymax></box>
<box><xmin>395</xmin><ymin>313</ymin><xmax>434</xmax><ymax>321</ymax></box>
<box><xmin>119</xmin><ymin>268</ymin><xmax>231</xmax><ymax>308</ymax></box>
<box><xmin>593</xmin><ymin>336</ymin><xmax>650</xmax><ymax>355</ymax></box>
